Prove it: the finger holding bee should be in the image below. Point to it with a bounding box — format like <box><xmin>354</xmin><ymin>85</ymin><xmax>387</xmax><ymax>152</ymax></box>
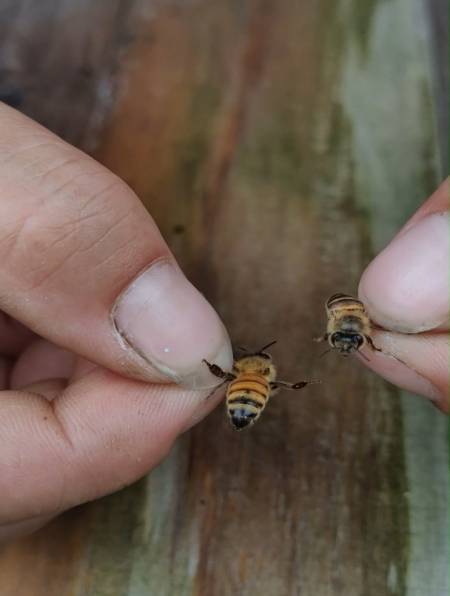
<box><xmin>355</xmin><ymin>181</ymin><xmax>449</xmax><ymax>412</ymax></box>
<box><xmin>354</xmin><ymin>329</ymin><xmax>448</xmax><ymax>412</ymax></box>
<box><xmin>358</xmin><ymin>204</ymin><xmax>449</xmax><ymax>334</ymax></box>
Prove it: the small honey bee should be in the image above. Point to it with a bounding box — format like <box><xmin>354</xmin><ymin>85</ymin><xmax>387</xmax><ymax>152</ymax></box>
<box><xmin>203</xmin><ymin>341</ymin><xmax>318</xmax><ymax>431</ymax></box>
<box><xmin>316</xmin><ymin>293</ymin><xmax>381</xmax><ymax>356</ymax></box>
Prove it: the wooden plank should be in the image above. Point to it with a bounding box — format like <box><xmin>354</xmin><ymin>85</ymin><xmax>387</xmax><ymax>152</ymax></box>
<box><xmin>425</xmin><ymin>0</ymin><xmax>449</xmax><ymax>170</ymax></box>
<box><xmin>0</xmin><ymin>0</ymin><xmax>144</xmax><ymax>148</ymax></box>
<box><xmin>0</xmin><ymin>1</ymin><xmax>447</xmax><ymax>595</ymax></box>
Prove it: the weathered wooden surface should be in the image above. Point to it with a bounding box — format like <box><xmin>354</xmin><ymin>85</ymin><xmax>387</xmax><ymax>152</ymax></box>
<box><xmin>426</xmin><ymin>0</ymin><xmax>449</xmax><ymax>169</ymax></box>
<box><xmin>0</xmin><ymin>1</ymin><xmax>447</xmax><ymax>595</ymax></box>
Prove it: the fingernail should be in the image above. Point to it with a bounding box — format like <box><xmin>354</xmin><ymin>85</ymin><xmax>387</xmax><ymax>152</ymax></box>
<box><xmin>359</xmin><ymin>212</ymin><xmax>449</xmax><ymax>333</ymax></box>
<box><xmin>112</xmin><ymin>260</ymin><xmax>233</xmax><ymax>389</ymax></box>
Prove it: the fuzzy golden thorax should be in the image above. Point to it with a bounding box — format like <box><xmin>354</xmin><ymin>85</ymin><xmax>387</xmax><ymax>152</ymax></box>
<box><xmin>232</xmin><ymin>355</ymin><xmax>277</xmax><ymax>383</ymax></box>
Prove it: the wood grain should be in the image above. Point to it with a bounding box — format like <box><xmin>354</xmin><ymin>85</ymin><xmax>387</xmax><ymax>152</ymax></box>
<box><xmin>0</xmin><ymin>1</ymin><xmax>447</xmax><ymax>595</ymax></box>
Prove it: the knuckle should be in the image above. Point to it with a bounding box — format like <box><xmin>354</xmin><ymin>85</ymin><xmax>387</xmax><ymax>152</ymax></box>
<box><xmin>0</xmin><ymin>146</ymin><xmax>139</xmax><ymax>293</ymax></box>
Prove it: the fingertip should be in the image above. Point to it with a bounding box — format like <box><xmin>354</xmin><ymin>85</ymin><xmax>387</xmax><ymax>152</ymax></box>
<box><xmin>112</xmin><ymin>261</ymin><xmax>234</xmax><ymax>389</ymax></box>
<box><xmin>356</xmin><ymin>330</ymin><xmax>448</xmax><ymax>412</ymax></box>
<box><xmin>182</xmin><ymin>383</ymin><xmax>228</xmax><ymax>432</ymax></box>
<box><xmin>359</xmin><ymin>212</ymin><xmax>449</xmax><ymax>333</ymax></box>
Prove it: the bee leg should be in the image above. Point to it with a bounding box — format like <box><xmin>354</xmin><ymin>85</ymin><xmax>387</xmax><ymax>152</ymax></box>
<box><xmin>270</xmin><ymin>379</ymin><xmax>321</xmax><ymax>391</ymax></box>
<box><xmin>313</xmin><ymin>334</ymin><xmax>328</xmax><ymax>343</ymax></box>
<box><xmin>202</xmin><ymin>359</ymin><xmax>235</xmax><ymax>381</ymax></box>
<box><xmin>319</xmin><ymin>347</ymin><xmax>333</xmax><ymax>359</ymax></box>
<box><xmin>366</xmin><ymin>336</ymin><xmax>382</xmax><ymax>352</ymax></box>
<box><xmin>364</xmin><ymin>337</ymin><xmax>408</xmax><ymax>366</ymax></box>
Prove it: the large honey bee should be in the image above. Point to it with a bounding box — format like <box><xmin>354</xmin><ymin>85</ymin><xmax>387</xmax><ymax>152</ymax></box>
<box><xmin>316</xmin><ymin>293</ymin><xmax>381</xmax><ymax>356</ymax></box>
<box><xmin>203</xmin><ymin>341</ymin><xmax>318</xmax><ymax>431</ymax></box>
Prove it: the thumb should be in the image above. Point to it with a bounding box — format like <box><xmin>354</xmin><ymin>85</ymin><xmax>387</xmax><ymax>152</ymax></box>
<box><xmin>0</xmin><ymin>103</ymin><xmax>232</xmax><ymax>388</ymax></box>
<box><xmin>358</xmin><ymin>179</ymin><xmax>449</xmax><ymax>334</ymax></box>
<box><xmin>357</xmin><ymin>179</ymin><xmax>449</xmax><ymax>411</ymax></box>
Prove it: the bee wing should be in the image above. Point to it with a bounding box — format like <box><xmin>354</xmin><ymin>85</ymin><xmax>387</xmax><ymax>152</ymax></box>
<box><xmin>204</xmin><ymin>379</ymin><xmax>229</xmax><ymax>401</ymax></box>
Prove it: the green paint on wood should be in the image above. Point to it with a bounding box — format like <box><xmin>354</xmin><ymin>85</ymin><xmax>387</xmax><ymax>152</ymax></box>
<box><xmin>76</xmin><ymin>481</ymin><xmax>148</xmax><ymax>596</ymax></box>
<box><xmin>235</xmin><ymin>103</ymin><xmax>309</xmax><ymax>194</ymax></box>
<box><xmin>346</xmin><ymin>0</ymin><xmax>389</xmax><ymax>61</ymax></box>
<box><xmin>339</xmin><ymin>0</ymin><xmax>441</xmax><ymax>249</ymax></box>
<box><xmin>173</xmin><ymin>82</ymin><xmax>223</xmax><ymax>206</ymax></box>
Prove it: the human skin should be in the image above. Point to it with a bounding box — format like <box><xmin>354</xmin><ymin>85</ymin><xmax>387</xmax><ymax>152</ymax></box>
<box><xmin>0</xmin><ymin>103</ymin><xmax>447</xmax><ymax>542</ymax></box>
<box><xmin>0</xmin><ymin>103</ymin><xmax>233</xmax><ymax>541</ymax></box>
<box><xmin>357</xmin><ymin>178</ymin><xmax>449</xmax><ymax>413</ymax></box>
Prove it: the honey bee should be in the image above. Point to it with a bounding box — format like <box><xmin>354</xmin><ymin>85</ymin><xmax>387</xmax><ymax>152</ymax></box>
<box><xmin>203</xmin><ymin>341</ymin><xmax>318</xmax><ymax>431</ymax></box>
<box><xmin>316</xmin><ymin>293</ymin><xmax>381</xmax><ymax>356</ymax></box>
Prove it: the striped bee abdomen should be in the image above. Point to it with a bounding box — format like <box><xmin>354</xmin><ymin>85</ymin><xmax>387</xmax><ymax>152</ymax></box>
<box><xmin>226</xmin><ymin>373</ymin><xmax>270</xmax><ymax>431</ymax></box>
<box><xmin>327</xmin><ymin>293</ymin><xmax>364</xmax><ymax>310</ymax></box>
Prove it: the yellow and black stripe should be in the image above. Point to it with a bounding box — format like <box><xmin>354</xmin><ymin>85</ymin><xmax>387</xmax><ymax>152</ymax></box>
<box><xmin>226</xmin><ymin>373</ymin><xmax>270</xmax><ymax>431</ymax></box>
<box><xmin>326</xmin><ymin>293</ymin><xmax>363</xmax><ymax>310</ymax></box>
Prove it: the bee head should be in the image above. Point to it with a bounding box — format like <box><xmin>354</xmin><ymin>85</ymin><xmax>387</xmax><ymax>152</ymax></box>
<box><xmin>330</xmin><ymin>332</ymin><xmax>364</xmax><ymax>354</ymax></box>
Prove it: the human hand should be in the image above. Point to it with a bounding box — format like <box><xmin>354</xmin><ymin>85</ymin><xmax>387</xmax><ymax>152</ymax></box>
<box><xmin>357</xmin><ymin>178</ymin><xmax>449</xmax><ymax>413</ymax></box>
<box><xmin>0</xmin><ymin>103</ymin><xmax>232</xmax><ymax>540</ymax></box>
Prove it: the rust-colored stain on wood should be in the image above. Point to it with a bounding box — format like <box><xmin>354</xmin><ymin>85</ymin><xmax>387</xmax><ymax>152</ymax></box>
<box><xmin>0</xmin><ymin>1</ymin><xmax>447</xmax><ymax>595</ymax></box>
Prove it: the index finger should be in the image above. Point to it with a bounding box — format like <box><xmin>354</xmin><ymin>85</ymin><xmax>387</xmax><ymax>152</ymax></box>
<box><xmin>0</xmin><ymin>368</ymin><xmax>225</xmax><ymax>525</ymax></box>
